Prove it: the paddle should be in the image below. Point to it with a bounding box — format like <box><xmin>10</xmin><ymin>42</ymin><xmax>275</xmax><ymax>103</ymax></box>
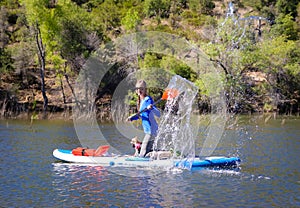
<box><xmin>129</xmin><ymin>88</ymin><xmax>179</xmax><ymax>120</ymax></box>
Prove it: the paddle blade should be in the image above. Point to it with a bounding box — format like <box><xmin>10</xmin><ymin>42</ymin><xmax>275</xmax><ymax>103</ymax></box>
<box><xmin>94</xmin><ymin>145</ymin><xmax>110</xmax><ymax>156</ymax></box>
<box><xmin>162</xmin><ymin>89</ymin><xmax>179</xmax><ymax>100</ymax></box>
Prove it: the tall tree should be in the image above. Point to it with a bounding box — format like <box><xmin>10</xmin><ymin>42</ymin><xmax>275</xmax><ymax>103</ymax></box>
<box><xmin>20</xmin><ymin>0</ymin><xmax>52</xmax><ymax>116</ymax></box>
<box><xmin>35</xmin><ymin>22</ymin><xmax>48</xmax><ymax>117</ymax></box>
<box><xmin>0</xmin><ymin>6</ymin><xmax>12</xmax><ymax>73</ymax></box>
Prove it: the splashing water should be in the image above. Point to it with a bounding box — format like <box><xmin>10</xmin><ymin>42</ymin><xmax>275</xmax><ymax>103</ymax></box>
<box><xmin>218</xmin><ymin>2</ymin><xmax>270</xmax><ymax>51</ymax></box>
<box><xmin>226</xmin><ymin>1</ymin><xmax>235</xmax><ymax>17</ymax></box>
<box><xmin>154</xmin><ymin>75</ymin><xmax>198</xmax><ymax>169</ymax></box>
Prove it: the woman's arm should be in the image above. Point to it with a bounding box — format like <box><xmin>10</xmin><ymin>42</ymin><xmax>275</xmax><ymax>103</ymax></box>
<box><xmin>129</xmin><ymin>114</ymin><xmax>139</xmax><ymax>121</ymax></box>
<box><xmin>146</xmin><ymin>96</ymin><xmax>160</xmax><ymax>117</ymax></box>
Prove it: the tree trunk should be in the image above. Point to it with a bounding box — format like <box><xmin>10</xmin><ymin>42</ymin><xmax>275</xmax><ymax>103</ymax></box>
<box><xmin>35</xmin><ymin>22</ymin><xmax>48</xmax><ymax>119</ymax></box>
<box><xmin>60</xmin><ymin>76</ymin><xmax>66</xmax><ymax>104</ymax></box>
<box><xmin>63</xmin><ymin>63</ymin><xmax>80</xmax><ymax>108</ymax></box>
<box><xmin>1</xmin><ymin>92</ymin><xmax>8</xmax><ymax>117</ymax></box>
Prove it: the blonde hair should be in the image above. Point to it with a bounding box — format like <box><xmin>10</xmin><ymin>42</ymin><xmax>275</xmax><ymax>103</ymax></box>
<box><xmin>136</xmin><ymin>80</ymin><xmax>147</xmax><ymax>110</ymax></box>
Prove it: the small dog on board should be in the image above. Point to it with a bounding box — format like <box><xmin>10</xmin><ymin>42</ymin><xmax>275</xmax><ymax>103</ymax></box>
<box><xmin>131</xmin><ymin>136</ymin><xmax>142</xmax><ymax>157</ymax></box>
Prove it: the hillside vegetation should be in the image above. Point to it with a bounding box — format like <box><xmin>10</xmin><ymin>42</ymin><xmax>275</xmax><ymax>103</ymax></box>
<box><xmin>0</xmin><ymin>0</ymin><xmax>299</xmax><ymax>119</ymax></box>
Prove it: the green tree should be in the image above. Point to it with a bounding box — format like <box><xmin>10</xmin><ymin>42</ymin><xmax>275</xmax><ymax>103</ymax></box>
<box><xmin>238</xmin><ymin>35</ymin><xmax>300</xmax><ymax>112</ymax></box>
<box><xmin>19</xmin><ymin>0</ymin><xmax>99</xmax><ymax>114</ymax></box>
<box><xmin>19</xmin><ymin>0</ymin><xmax>51</xmax><ymax>116</ymax></box>
<box><xmin>143</xmin><ymin>0</ymin><xmax>171</xmax><ymax>18</ymax></box>
<box><xmin>0</xmin><ymin>6</ymin><xmax>9</xmax><ymax>48</ymax></box>
<box><xmin>139</xmin><ymin>53</ymin><xmax>161</xmax><ymax>69</ymax></box>
<box><xmin>276</xmin><ymin>0</ymin><xmax>298</xmax><ymax>18</ymax></box>
<box><xmin>0</xmin><ymin>48</ymin><xmax>12</xmax><ymax>73</ymax></box>
<box><xmin>188</xmin><ymin>0</ymin><xmax>215</xmax><ymax>15</ymax></box>
<box><xmin>160</xmin><ymin>55</ymin><xmax>196</xmax><ymax>81</ymax></box>
<box><xmin>271</xmin><ymin>14</ymin><xmax>299</xmax><ymax>40</ymax></box>
<box><xmin>91</xmin><ymin>0</ymin><xmax>121</xmax><ymax>35</ymax></box>
<box><xmin>260</xmin><ymin>36</ymin><xmax>300</xmax><ymax>108</ymax></box>
<box><xmin>0</xmin><ymin>6</ymin><xmax>12</xmax><ymax>73</ymax></box>
<box><xmin>121</xmin><ymin>8</ymin><xmax>141</xmax><ymax>32</ymax></box>
<box><xmin>255</xmin><ymin>35</ymin><xmax>299</xmax><ymax>74</ymax></box>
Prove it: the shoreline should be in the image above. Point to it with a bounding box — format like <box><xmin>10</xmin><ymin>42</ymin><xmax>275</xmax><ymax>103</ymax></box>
<box><xmin>1</xmin><ymin>108</ymin><xmax>299</xmax><ymax>122</ymax></box>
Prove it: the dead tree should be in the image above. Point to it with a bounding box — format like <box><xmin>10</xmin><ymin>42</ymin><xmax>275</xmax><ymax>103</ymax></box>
<box><xmin>35</xmin><ymin>22</ymin><xmax>48</xmax><ymax>118</ymax></box>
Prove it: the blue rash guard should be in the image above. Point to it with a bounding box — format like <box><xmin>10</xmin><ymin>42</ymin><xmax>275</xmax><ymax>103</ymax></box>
<box><xmin>130</xmin><ymin>96</ymin><xmax>161</xmax><ymax>136</ymax></box>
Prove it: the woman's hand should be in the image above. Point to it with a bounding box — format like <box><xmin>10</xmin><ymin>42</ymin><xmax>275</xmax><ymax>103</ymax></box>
<box><xmin>147</xmin><ymin>104</ymin><xmax>153</xmax><ymax>110</ymax></box>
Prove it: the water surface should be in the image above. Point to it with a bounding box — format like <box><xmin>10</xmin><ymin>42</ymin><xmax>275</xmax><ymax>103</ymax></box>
<box><xmin>0</xmin><ymin>116</ymin><xmax>299</xmax><ymax>207</ymax></box>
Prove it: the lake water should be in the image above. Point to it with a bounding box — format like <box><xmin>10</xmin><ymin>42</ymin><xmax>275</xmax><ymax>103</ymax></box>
<box><xmin>0</xmin><ymin>115</ymin><xmax>299</xmax><ymax>207</ymax></box>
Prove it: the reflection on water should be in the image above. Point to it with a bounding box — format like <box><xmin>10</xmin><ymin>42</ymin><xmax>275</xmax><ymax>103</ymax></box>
<box><xmin>52</xmin><ymin>163</ymin><xmax>108</xmax><ymax>205</ymax></box>
<box><xmin>0</xmin><ymin>116</ymin><xmax>299</xmax><ymax>207</ymax></box>
<box><xmin>51</xmin><ymin>162</ymin><xmax>243</xmax><ymax>207</ymax></box>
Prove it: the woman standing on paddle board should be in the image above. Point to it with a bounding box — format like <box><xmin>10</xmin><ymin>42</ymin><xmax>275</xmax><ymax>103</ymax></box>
<box><xmin>128</xmin><ymin>80</ymin><xmax>161</xmax><ymax>157</ymax></box>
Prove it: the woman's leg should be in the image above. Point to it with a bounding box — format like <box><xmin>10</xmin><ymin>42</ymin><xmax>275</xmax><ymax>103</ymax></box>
<box><xmin>146</xmin><ymin>139</ymin><xmax>154</xmax><ymax>156</ymax></box>
<box><xmin>139</xmin><ymin>134</ymin><xmax>152</xmax><ymax>157</ymax></box>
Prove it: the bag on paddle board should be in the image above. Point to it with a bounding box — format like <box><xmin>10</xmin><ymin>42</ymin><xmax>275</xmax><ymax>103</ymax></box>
<box><xmin>72</xmin><ymin>145</ymin><xmax>109</xmax><ymax>156</ymax></box>
<box><xmin>72</xmin><ymin>147</ymin><xmax>95</xmax><ymax>156</ymax></box>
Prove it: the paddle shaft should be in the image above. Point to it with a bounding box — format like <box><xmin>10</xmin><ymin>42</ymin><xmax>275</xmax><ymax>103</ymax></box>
<box><xmin>129</xmin><ymin>98</ymin><xmax>162</xmax><ymax>119</ymax></box>
<box><xmin>128</xmin><ymin>88</ymin><xmax>179</xmax><ymax>120</ymax></box>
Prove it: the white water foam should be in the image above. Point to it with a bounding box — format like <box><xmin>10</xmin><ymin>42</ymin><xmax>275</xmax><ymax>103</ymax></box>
<box><xmin>154</xmin><ymin>75</ymin><xmax>199</xmax><ymax>169</ymax></box>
